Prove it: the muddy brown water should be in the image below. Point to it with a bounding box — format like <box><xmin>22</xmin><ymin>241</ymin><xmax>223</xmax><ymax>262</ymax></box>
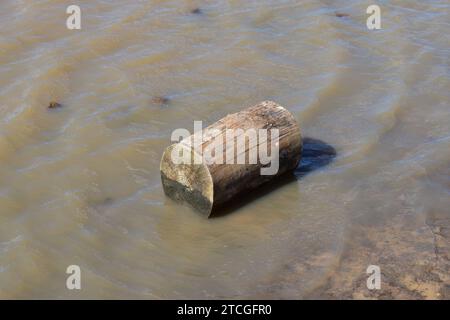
<box><xmin>0</xmin><ymin>1</ymin><xmax>449</xmax><ymax>298</ymax></box>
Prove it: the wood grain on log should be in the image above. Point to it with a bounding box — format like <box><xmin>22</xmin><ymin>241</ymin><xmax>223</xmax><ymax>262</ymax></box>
<box><xmin>160</xmin><ymin>101</ymin><xmax>302</xmax><ymax>217</ymax></box>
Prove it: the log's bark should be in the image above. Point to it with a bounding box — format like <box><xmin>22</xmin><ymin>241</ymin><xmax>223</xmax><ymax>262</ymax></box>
<box><xmin>160</xmin><ymin>101</ymin><xmax>302</xmax><ymax>217</ymax></box>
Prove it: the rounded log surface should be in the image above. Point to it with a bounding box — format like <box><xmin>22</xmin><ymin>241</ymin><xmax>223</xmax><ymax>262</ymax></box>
<box><xmin>160</xmin><ymin>101</ymin><xmax>302</xmax><ymax>217</ymax></box>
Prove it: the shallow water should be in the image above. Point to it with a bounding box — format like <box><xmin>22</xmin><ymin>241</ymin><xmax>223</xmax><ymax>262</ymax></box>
<box><xmin>0</xmin><ymin>0</ymin><xmax>449</xmax><ymax>298</ymax></box>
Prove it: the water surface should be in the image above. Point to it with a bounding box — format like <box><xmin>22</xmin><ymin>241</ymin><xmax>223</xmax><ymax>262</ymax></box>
<box><xmin>0</xmin><ymin>0</ymin><xmax>449</xmax><ymax>298</ymax></box>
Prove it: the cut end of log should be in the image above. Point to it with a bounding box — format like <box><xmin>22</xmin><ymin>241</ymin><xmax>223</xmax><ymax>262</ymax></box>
<box><xmin>160</xmin><ymin>144</ymin><xmax>214</xmax><ymax>216</ymax></box>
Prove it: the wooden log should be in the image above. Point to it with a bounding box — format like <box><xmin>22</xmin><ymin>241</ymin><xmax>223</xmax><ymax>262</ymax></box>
<box><xmin>160</xmin><ymin>101</ymin><xmax>302</xmax><ymax>217</ymax></box>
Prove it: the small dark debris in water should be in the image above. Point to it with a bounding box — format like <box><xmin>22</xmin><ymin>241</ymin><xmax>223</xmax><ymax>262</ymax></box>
<box><xmin>103</xmin><ymin>197</ymin><xmax>113</xmax><ymax>205</ymax></box>
<box><xmin>152</xmin><ymin>96</ymin><xmax>170</xmax><ymax>106</ymax></box>
<box><xmin>191</xmin><ymin>8</ymin><xmax>202</xmax><ymax>15</ymax></box>
<box><xmin>335</xmin><ymin>12</ymin><xmax>350</xmax><ymax>18</ymax></box>
<box><xmin>48</xmin><ymin>101</ymin><xmax>62</xmax><ymax>109</ymax></box>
